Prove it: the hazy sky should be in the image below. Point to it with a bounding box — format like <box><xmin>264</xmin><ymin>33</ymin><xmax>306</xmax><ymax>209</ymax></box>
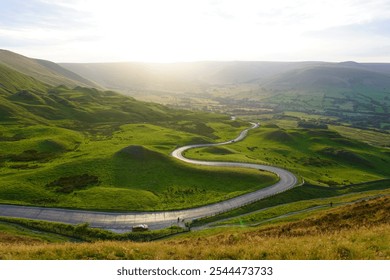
<box><xmin>1</xmin><ymin>0</ymin><xmax>390</xmax><ymax>62</ymax></box>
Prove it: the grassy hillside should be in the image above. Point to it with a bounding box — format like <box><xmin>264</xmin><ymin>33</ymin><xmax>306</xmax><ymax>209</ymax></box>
<box><xmin>0</xmin><ymin>64</ymin><xmax>48</xmax><ymax>94</ymax></box>
<box><xmin>0</xmin><ymin>49</ymin><xmax>97</xmax><ymax>88</ymax></box>
<box><xmin>0</xmin><ymin>121</ymin><xmax>277</xmax><ymax>210</ymax></box>
<box><xmin>0</xmin><ymin>195</ymin><xmax>388</xmax><ymax>259</ymax></box>
<box><xmin>262</xmin><ymin>65</ymin><xmax>390</xmax><ymax>91</ymax></box>
<box><xmin>1</xmin><ymin>52</ymin><xmax>389</xmax><ymax>260</ymax></box>
<box><xmin>0</xmin><ymin>63</ymin><xmax>279</xmax><ymax>211</ymax></box>
<box><xmin>185</xmin><ymin>126</ymin><xmax>390</xmax><ymax>186</ymax></box>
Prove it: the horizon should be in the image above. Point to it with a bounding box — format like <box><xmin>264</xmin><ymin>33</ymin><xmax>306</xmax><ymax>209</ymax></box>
<box><xmin>3</xmin><ymin>49</ymin><xmax>390</xmax><ymax>65</ymax></box>
<box><xmin>1</xmin><ymin>0</ymin><xmax>390</xmax><ymax>63</ymax></box>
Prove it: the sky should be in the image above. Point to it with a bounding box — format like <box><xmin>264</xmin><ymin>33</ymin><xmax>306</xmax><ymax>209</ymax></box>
<box><xmin>1</xmin><ymin>0</ymin><xmax>390</xmax><ymax>63</ymax></box>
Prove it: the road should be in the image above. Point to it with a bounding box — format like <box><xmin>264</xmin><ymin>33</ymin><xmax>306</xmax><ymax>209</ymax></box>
<box><xmin>0</xmin><ymin>123</ymin><xmax>297</xmax><ymax>231</ymax></box>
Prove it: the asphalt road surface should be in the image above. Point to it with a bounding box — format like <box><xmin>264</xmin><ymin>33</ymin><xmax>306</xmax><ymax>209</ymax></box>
<box><xmin>0</xmin><ymin>123</ymin><xmax>297</xmax><ymax>231</ymax></box>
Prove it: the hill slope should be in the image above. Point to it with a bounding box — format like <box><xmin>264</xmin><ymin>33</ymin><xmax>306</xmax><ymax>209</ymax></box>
<box><xmin>60</xmin><ymin>61</ymin><xmax>326</xmax><ymax>92</ymax></box>
<box><xmin>0</xmin><ymin>61</ymin><xmax>184</xmax><ymax>126</ymax></box>
<box><xmin>60</xmin><ymin>59</ymin><xmax>390</xmax><ymax>130</ymax></box>
<box><xmin>61</xmin><ymin>60</ymin><xmax>390</xmax><ymax>92</ymax></box>
<box><xmin>0</xmin><ymin>49</ymin><xmax>98</xmax><ymax>88</ymax></box>
<box><xmin>0</xmin><ymin>195</ymin><xmax>388</xmax><ymax>259</ymax></box>
<box><xmin>1</xmin><ymin>59</ymin><xmax>268</xmax><ymax>212</ymax></box>
<box><xmin>262</xmin><ymin>64</ymin><xmax>390</xmax><ymax>91</ymax></box>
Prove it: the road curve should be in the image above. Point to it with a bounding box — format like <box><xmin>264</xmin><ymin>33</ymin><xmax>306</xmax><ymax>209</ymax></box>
<box><xmin>0</xmin><ymin>123</ymin><xmax>297</xmax><ymax>231</ymax></box>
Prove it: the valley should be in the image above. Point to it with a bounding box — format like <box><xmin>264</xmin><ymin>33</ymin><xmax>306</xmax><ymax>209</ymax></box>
<box><xmin>0</xmin><ymin>50</ymin><xmax>389</xmax><ymax>260</ymax></box>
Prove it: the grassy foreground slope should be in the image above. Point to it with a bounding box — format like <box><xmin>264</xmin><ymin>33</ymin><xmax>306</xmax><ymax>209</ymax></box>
<box><xmin>0</xmin><ymin>64</ymin><xmax>277</xmax><ymax>211</ymax></box>
<box><xmin>0</xmin><ymin>195</ymin><xmax>388</xmax><ymax>259</ymax></box>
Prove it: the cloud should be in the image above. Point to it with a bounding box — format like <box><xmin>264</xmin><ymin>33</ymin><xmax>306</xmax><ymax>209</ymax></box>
<box><xmin>0</xmin><ymin>0</ymin><xmax>88</xmax><ymax>30</ymax></box>
<box><xmin>1</xmin><ymin>0</ymin><xmax>390</xmax><ymax>62</ymax></box>
<box><xmin>305</xmin><ymin>19</ymin><xmax>390</xmax><ymax>39</ymax></box>
<box><xmin>0</xmin><ymin>0</ymin><xmax>97</xmax><ymax>56</ymax></box>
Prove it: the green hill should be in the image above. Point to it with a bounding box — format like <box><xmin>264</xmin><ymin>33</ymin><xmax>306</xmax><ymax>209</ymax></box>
<box><xmin>262</xmin><ymin>65</ymin><xmax>390</xmax><ymax>91</ymax></box>
<box><xmin>186</xmin><ymin>126</ymin><xmax>390</xmax><ymax>186</ymax></box>
<box><xmin>0</xmin><ymin>63</ymin><xmax>48</xmax><ymax>94</ymax></box>
<box><xmin>1</xmin><ymin>51</ymin><xmax>389</xmax><ymax>260</ymax></box>
<box><xmin>0</xmin><ymin>49</ymin><xmax>98</xmax><ymax>88</ymax></box>
<box><xmin>0</xmin><ymin>62</ymin><xmax>179</xmax><ymax>126</ymax></box>
<box><xmin>1</xmin><ymin>58</ymin><xmax>277</xmax><ymax>211</ymax></box>
<box><xmin>259</xmin><ymin>64</ymin><xmax>390</xmax><ymax>115</ymax></box>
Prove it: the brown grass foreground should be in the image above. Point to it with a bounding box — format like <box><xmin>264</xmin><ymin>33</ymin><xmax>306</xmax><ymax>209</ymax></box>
<box><xmin>0</xmin><ymin>196</ymin><xmax>389</xmax><ymax>260</ymax></box>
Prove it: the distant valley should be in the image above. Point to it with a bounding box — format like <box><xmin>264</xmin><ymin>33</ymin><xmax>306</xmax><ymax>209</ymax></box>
<box><xmin>61</xmin><ymin>60</ymin><xmax>390</xmax><ymax>130</ymax></box>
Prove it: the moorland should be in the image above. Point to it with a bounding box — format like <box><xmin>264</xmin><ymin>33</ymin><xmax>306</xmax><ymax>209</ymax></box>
<box><xmin>0</xmin><ymin>49</ymin><xmax>389</xmax><ymax>259</ymax></box>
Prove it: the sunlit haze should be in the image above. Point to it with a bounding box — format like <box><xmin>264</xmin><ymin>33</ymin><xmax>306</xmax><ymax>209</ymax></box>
<box><xmin>1</xmin><ymin>0</ymin><xmax>390</xmax><ymax>62</ymax></box>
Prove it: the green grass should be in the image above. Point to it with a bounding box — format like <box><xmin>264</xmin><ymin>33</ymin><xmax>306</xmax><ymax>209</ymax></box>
<box><xmin>0</xmin><ymin>64</ymin><xmax>48</xmax><ymax>95</ymax></box>
<box><xmin>0</xmin><ymin>79</ymin><xmax>275</xmax><ymax>211</ymax></box>
<box><xmin>215</xmin><ymin>188</ymin><xmax>390</xmax><ymax>226</ymax></box>
<box><xmin>329</xmin><ymin>125</ymin><xmax>390</xmax><ymax>147</ymax></box>
<box><xmin>0</xmin><ymin>221</ymin><xmax>72</xmax><ymax>244</ymax></box>
<box><xmin>185</xmin><ymin>126</ymin><xmax>390</xmax><ymax>186</ymax></box>
<box><xmin>0</xmin><ymin>123</ymin><xmax>277</xmax><ymax>211</ymax></box>
<box><xmin>0</xmin><ymin>217</ymin><xmax>187</xmax><ymax>244</ymax></box>
<box><xmin>191</xmin><ymin>179</ymin><xmax>390</xmax><ymax>226</ymax></box>
<box><xmin>1</xmin><ymin>66</ymin><xmax>278</xmax><ymax>211</ymax></box>
<box><xmin>0</xmin><ymin>195</ymin><xmax>388</xmax><ymax>260</ymax></box>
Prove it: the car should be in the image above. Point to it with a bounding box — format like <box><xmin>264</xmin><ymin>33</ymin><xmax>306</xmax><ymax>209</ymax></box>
<box><xmin>132</xmin><ymin>224</ymin><xmax>149</xmax><ymax>232</ymax></box>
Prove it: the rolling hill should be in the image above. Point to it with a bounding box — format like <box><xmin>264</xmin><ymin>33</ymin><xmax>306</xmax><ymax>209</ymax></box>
<box><xmin>261</xmin><ymin>64</ymin><xmax>390</xmax><ymax>91</ymax></box>
<box><xmin>0</xmin><ymin>49</ymin><xmax>98</xmax><ymax>88</ymax></box>
<box><xmin>60</xmin><ymin>61</ymin><xmax>325</xmax><ymax>92</ymax></box>
<box><xmin>61</xmin><ymin>60</ymin><xmax>390</xmax><ymax>93</ymax></box>
<box><xmin>2</xmin><ymin>52</ymin><xmax>274</xmax><ymax>212</ymax></box>
<box><xmin>1</xmin><ymin>50</ymin><xmax>389</xmax><ymax>260</ymax></box>
<box><xmin>0</xmin><ymin>63</ymin><xmax>176</xmax><ymax>126</ymax></box>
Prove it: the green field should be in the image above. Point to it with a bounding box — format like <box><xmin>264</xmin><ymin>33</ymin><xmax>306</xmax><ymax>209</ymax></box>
<box><xmin>0</xmin><ymin>122</ymin><xmax>280</xmax><ymax>211</ymax></box>
<box><xmin>185</xmin><ymin>126</ymin><xmax>390</xmax><ymax>186</ymax></box>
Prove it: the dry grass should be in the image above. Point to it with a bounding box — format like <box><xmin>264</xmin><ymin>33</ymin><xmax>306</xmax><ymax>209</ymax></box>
<box><xmin>0</xmin><ymin>232</ymin><xmax>44</xmax><ymax>246</ymax></box>
<box><xmin>0</xmin><ymin>196</ymin><xmax>388</xmax><ymax>260</ymax></box>
<box><xmin>0</xmin><ymin>225</ymin><xmax>388</xmax><ymax>260</ymax></box>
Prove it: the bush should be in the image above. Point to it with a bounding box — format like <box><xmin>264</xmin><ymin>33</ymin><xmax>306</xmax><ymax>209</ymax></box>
<box><xmin>46</xmin><ymin>174</ymin><xmax>99</xmax><ymax>193</ymax></box>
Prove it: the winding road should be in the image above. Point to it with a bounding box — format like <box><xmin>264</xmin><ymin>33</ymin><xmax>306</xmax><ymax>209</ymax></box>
<box><xmin>0</xmin><ymin>123</ymin><xmax>297</xmax><ymax>231</ymax></box>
